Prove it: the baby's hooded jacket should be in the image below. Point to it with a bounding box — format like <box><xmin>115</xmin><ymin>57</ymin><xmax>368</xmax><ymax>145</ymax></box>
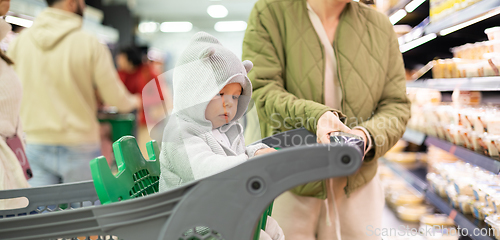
<box><xmin>158</xmin><ymin>32</ymin><xmax>267</xmax><ymax>191</ymax></box>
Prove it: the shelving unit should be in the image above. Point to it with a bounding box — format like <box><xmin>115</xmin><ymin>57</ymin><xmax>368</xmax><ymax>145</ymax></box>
<box><xmin>424</xmin><ymin>0</ymin><xmax>500</xmax><ymax>35</ymax></box>
<box><xmin>381</xmin><ymin>158</ymin><xmax>495</xmax><ymax>240</ymax></box>
<box><xmin>406</xmin><ymin>77</ymin><xmax>500</xmax><ymax>91</ymax></box>
<box><xmin>402</xmin><ymin>128</ymin><xmax>500</xmax><ymax>173</ymax></box>
<box><xmin>425</xmin><ymin>136</ymin><xmax>500</xmax><ymax>173</ymax></box>
<box><xmin>393</xmin><ymin>0</ymin><xmax>500</xmax><ymax>67</ymax></box>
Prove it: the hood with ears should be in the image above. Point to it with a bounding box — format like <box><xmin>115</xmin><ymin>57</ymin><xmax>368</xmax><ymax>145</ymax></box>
<box><xmin>171</xmin><ymin>31</ymin><xmax>253</xmax><ymax>129</ymax></box>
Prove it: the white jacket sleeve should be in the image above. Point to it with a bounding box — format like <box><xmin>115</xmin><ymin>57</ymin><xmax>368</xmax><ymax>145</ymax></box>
<box><xmin>246</xmin><ymin>143</ymin><xmax>269</xmax><ymax>158</ymax></box>
<box><xmin>92</xmin><ymin>40</ymin><xmax>139</xmax><ymax>113</ymax></box>
<box><xmin>183</xmin><ymin>134</ymin><xmax>249</xmax><ymax>180</ymax></box>
<box><xmin>264</xmin><ymin>216</ymin><xmax>285</xmax><ymax>240</ymax></box>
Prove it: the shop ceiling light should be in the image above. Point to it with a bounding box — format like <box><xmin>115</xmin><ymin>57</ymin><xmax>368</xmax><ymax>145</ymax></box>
<box><xmin>405</xmin><ymin>0</ymin><xmax>426</xmax><ymax>13</ymax></box>
<box><xmin>138</xmin><ymin>22</ymin><xmax>159</xmax><ymax>33</ymax></box>
<box><xmin>214</xmin><ymin>21</ymin><xmax>247</xmax><ymax>32</ymax></box>
<box><xmin>207</xmin><ymin>5</ymin><xmax>228</xmax><ymax>18</ymax></box>
<box><xmin>399</xmin><ymin>33</ymin><xmax>437</xmax><ymax>53</ymax></box>
<box><xmin>160</xmin><ymin>22</ymin><xmax>193</xmax><ymax>33</ymax></box>
<box><xmin>5</xmin><ymin>16</ymin><xmax>33</xmax><ymax>28</ymax></box>
<box><xmin>389</xmin><ymin>9</ymin><xmax>407</xmax><ymax>25</ymax></box>
<box><xmin>439</xmin><ymin>8</ymin><xmax>500</xmax><ymax>36</ymax></box>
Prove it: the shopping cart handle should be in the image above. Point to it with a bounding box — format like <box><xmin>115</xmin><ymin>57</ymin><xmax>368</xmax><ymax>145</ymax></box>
<box><xmin>0</xmin><ymin>129</ymin><xmax>363</xmax><ymax>240</ymax></box>
<box><xmin>159</xmin><ymin>132</ymin><xmax>363</xmax><ymax>240</ymax></box>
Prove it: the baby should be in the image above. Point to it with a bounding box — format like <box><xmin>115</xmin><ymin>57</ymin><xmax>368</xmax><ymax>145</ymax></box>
<box><xmin>158</xmin><ymin>32</ymin><xmax>283</xmax><ymax>240</ymax></box>
<box><xmin>158</xmin><ymin>31</ymin><xmax>276</xmax><ymax>190</ymax></box>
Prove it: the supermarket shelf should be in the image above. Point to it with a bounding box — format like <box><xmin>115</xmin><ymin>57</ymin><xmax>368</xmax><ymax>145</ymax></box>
<box><xmin>383</xmin><ymin>159</ymin><xmax>494</xmax><ymax>240</ymax></box>
<box><xmin>425</xmin><ymin>191</ymin><xmax>494</xmax><ymax>240</ymax></box>
<box><xmin>406</xmin><ymin>77</ymin><xmax>500</xmax><ymax>91</ymax></box>
<box><xmin>424</xmin><ymin>135</ymin><xmax>500</xmax><ymax>173</ymax></box>
<box><xmin>382</xmin><ymin>158</ymin><xmax>428</xmax><ymax>192</ymax></box>
<box><xmin>402</xmin><ymin>128</ymin><xmax>500</xmax><ymax>173</ymax></box>
<box><xmin>402</xmin><ymin>128</ymin><xmax>427</xmax><ymax>145</ymax></box>
<box><xmin>425</xmin><ymin>0</ymin><xmax>500</xmax><ymax>35</ymax></box>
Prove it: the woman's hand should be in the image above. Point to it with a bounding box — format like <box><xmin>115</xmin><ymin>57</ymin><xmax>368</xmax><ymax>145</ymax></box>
<box><xmin>348</xmin><ymin>128</ymin><xmax>368</xmax><ymax>153</ymax></box>
<box><xmin>255</xmin><ymin>148</ymin><xmax>278</xmax><ymax>156</ymax></box>
<box><xmin>316</xmin><ymin>111</ymin><xmax>350</xmax><ymax>144</ymax></box>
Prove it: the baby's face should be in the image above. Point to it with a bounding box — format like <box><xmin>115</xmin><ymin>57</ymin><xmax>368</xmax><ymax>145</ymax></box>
<box><xmin>205</xmin><ymin>83</ymin><xmax>242</xmax><ymax>129</ymax></box>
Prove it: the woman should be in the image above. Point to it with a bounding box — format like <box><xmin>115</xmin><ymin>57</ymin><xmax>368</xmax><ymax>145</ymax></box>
<box><xmin>242</xmin><ymin>0</ymin><xmax>411</xmax><ymax>239</ymax></box>
<box><xmin>0</xmin><ymin>0</ymin><xmax>30</xmax><ymax>209</ymax></box>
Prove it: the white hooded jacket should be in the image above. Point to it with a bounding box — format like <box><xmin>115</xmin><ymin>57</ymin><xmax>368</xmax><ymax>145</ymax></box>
<box><xmin>158</xmin><ymin>32</ymin><xmax>267</xmax><ymax>191</ymax></box>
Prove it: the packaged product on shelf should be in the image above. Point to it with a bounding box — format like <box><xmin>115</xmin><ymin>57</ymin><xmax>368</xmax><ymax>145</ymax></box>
<box><xmin>482</xmin><ymin>207</ymin><xmax>496</xmax><ymax>221</ymax></box>
<box><xmin>389</xmin><ymin>189</ymin><xmax>425</xmax><ymax>207</ymax></box>
<box><xmin>472</xmin><ymin>201</ymin><xmax>486</xmax><ymax>219</ymax></box>
<box><xmin>432</xmin><ymin>59</ymin><xmax>460</xmax><ymax>78</ymax></box>
<box><xmin>420</xmin><ymin>213</ymin><xmax>455</xmax><ymax>226</ymax></box>
<box><xmin>453</xmin><ymin>178</ymin><xmax>474</xmax><ymax>196</ymax></box>
<box><xmin>397</xmin><ymin>204</ymin><xmax>433</xmax><ymax>222</ymax></box>
<box><xmin>495</xmin><ymin>138</ymin><xmax>500</xmax><ymax>156</ymax></box>
<box><xmin>490</xmin><ymin>195</ymin><xmax>500</xmax><ymax>214</ymax></box>
<box><xmin>420</xmin><ymin>214</ymin><xmax>458</xmax><ymax>240</ymax></box>
<box><xmin>485</xmin><ymin>189</ymin><xmax>500</xmax><ymax>208</ymax></box>
<box><xmin>384</xmin><ymin>179</ymin><xmax>410</xmax><ymax>202</ymax></box>
<box><xmin>485</xmin><ymin>27</ymin><xmax>500</xmax><ymax>41</ymax></box>
<box><xmin>477</xmin><ymin>134</ymin><xmax>499</xmax><ymax>158</ymax></box>
<box><xmin>485</xmin><ymin>214</ymin><xmax>500</xmax><ymax>240</ymax></box>
<box><xmin>384</xmin><ymin>152</ymin><xmax>425</xmax><ymax>169</ymax></box>
<box><xmin>464</xmin><ymin>130</ymin><xmax>480</xmax><ymax>151</ymax></box>
<box><xmin>472</xmin><ymin>181</ymin><xmax>497</xmax><ymax>203</ymax></box>
<box><xmin>487</xmin><ymin>113</ymin><xmax>500</xmax><ymax>135</ymax></box>
<box><xmin>473</xmin><ymin>110</ymin><xmax>488</xmax><ymax>134</ymax></box>
<box><xmin>437</xmin><ymin>37</ymin><xmax>500</xmax><ymax>78</ymax></box>
<box><xmin>452</xmin><ymin>90</ymin><xmax>481</xmax><ymax>107</ymax></box>
<box><xmin>427</xmin><ymin>173</ymin><xmax>448</xmax><ymax>198</ymax></box>
<box><xmin>460</xmin><ymin>128</ymin><xmax>472</xmax><ymax>149</ymax></box>
<box><xmin>457</xmin><ymin>195</ymin><xmax>474</xmax><ymax>214</ymax></box>
<box><xmin>445</xmin><ymin>184</ymin><xmax>459</xmax><ymax>208</ymax></box>
<box><xmin>472</xmin><ymin>201</ymin><xmax>494</xmax><ymax>220</ymax></box>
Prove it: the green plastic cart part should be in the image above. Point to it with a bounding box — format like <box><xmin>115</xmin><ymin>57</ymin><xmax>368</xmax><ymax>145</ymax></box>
<box><xmin>98</xmin><ymin>113</ymin><xmax>136</xmax><ymax>142</ymax></box>
<box><xmin>89</xmin><ymin>136</ymin><xmax>161</xmax><ymax>205</ymax></box>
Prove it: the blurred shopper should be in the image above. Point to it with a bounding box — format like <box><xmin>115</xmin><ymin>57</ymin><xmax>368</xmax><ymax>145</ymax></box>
<box><xmin>0</xmin><ymin>0</ymin><xmax>30</xmax><ymax>210</ymax></box>
<box><xmin>7</xmin><ymin>0</ymin><xmax>140</xmax><ymax>187</ymax></box>
<box><xmin>116</xmin><ymin>46</ymin><xmax>163</xmax><ymax>157</ymax></box>
<box><xmin>242</xmin><ymin>0</ymin><xmax>411</xmax><ymax>239</ymax></box>
<box><xmin>116</xmin><ymin>47</ymin><xmax>158</xmax><ymax>126</ymax></box>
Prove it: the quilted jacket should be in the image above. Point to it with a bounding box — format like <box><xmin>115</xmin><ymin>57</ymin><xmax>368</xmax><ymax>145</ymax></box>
<box><xmin>242</xmin><ymin>0</ymin><xmax>411</xmax><ymax>197</ymax></box>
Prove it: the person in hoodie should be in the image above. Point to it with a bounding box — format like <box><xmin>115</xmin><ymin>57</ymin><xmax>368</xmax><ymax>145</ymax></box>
<box><xmin>158</xmin><ymin>32</ymin><xmax>283</xmax><ymax>240</ymax></box>
<box><xmin>7</xmin><ymin>0</ymin><xmax>141</xmax><ymax>187</ymax></box>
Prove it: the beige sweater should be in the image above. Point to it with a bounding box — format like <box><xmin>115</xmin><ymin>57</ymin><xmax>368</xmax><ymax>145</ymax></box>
<box><xmin>8</xmin><ymin>8</ymin><xmax>138</xmax><ymax>145</ymax></box>
<box><xmin>0</xmin><ymin>18</ymin><xmax>30</xmax><ymax>203</ymax></box>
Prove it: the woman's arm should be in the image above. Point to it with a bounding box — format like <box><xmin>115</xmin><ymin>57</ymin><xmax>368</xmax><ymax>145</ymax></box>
<box><xmin>357</xmin><ymin>27</ymin><xmax>411</xmax><ymax>162</ymax></box>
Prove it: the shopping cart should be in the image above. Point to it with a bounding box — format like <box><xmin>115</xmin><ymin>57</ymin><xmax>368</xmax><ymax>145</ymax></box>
<box><xmin>0</xmin><ymin>128</ymin><xmax>363</xmax><ymax>240</ymax></box>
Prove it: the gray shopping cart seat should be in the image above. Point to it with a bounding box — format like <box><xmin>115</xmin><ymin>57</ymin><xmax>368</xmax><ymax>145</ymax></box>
<box><xmin>0</xmin><ymin>128</ymin><xmax>363</xmax><ymax>240</ymax></box>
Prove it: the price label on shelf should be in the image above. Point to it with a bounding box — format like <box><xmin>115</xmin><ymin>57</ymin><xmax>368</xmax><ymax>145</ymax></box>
<box><xmin>449</xmin><ymin>145</ymin><xmax>456</xmax><ymax>155</ymax></box>
<box><xmin>448</xmin><ymin>209</ymin><xmax>458</xmax><ymax>221</ymax></box>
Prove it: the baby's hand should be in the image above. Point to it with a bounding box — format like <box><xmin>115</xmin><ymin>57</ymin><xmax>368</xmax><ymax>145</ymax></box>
<box><xmin>255</xmin><ymin>148</ymin><xmax>278</xmax><ymax>156</ymax></box>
